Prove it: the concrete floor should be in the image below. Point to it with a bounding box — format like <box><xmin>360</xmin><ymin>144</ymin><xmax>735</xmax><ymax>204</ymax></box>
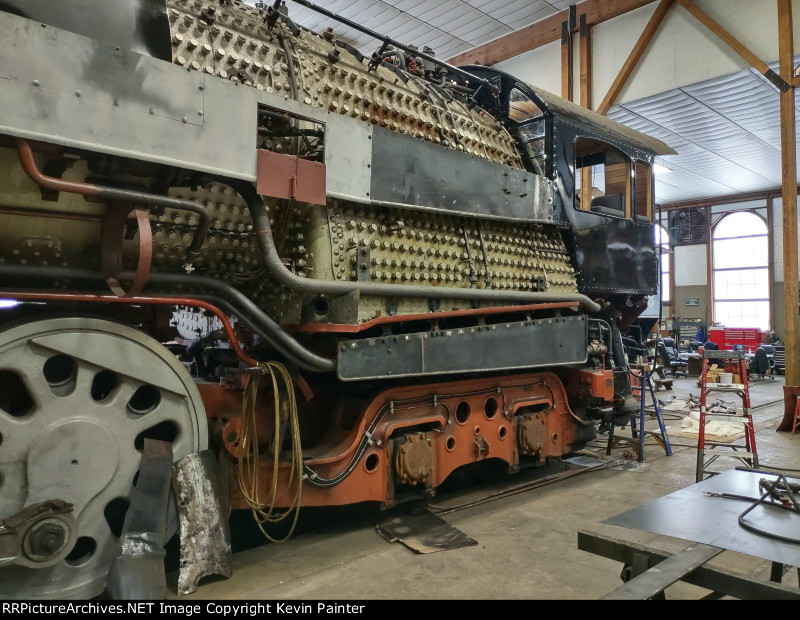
<box><xmin>173</xmin><ymin>375</ymin><xmax>799</xmax><ymax>600</ymax></box>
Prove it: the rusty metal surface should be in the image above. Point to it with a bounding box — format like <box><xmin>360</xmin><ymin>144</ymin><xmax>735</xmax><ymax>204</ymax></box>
<box><xmin>376</xmin><ymin>506</ymin><xmax>477</xmax><ymax>554</ymax></box>
<box><xmin>230</xmin><ymin>371</ymin><xmax>593</xmax><ymax>509</ymax></box>
<box><xmin>394</xmin><ymin>433</ymin><xmax>434</xmax><ymax>486</ymax></box>
<box><xmin>256</xmin><ymin>149</ymin><xmax>327</xmax><ymax>206</ymax></box>
<box><xmin>172</xmin><ymin>450</ymin><xmax>232</xmax><ymax>595</ymax></box>
<box><xmin>0</xmin><ymin>500</ymin><xmax>76</xmax><ymax>569</ymax></box>
<box><xmin>285</xmin><ymin>301</ymin><xmax>581</xmax><ymax>334</ymax></box>
<box><xmin>107</xmin><ymin>439</ymin><xmax>173</xmax><ymax>601</ymax></box>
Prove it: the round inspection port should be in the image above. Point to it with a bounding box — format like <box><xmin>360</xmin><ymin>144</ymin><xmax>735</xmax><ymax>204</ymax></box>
<box><xmin>484</xmin><ymin>396</ymin><xmax>499</xmax><ymax>420</ymax></box>
<box><xmin>313</xmin><ymin>296</ymin><xmax>330</xmax><ymax>317</ymax></box>
<box><xmin>473</xmin><ymin>425</ymin><xmax>481</xmax><ymax>436</ymax></box>
<box><xmin>455</xmin><ymin>401</ymin><xmax>470</xmax><ymax>424</ymax></box>
<box><xmin>552</xmin><ymin>432</ymin><xmax>559</xmax><ymax>443</ymax></box>
<box><xmin>498</xmin><ymin>426</ymin><xmax>508</xmax><ymax>440</ymax></box>
<box><xmin>364</xmin><ymin>453</ymin><xmax>379</xmax><ymax>472</ymax></box>
<box><xmin>445</xmin><ymin>436</ymin><xmax>456</xmax><ymax>451</ymax></box>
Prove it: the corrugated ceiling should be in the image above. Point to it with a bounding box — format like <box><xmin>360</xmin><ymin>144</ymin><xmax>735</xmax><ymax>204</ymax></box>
<box><xmin>608</xmin><ymin>60</ymin><xmax>798</xmax><ymax>206</ymax></box>
<box><xmin>248</xmin><ymin>1</ymin><xmax>795</xmax><ymax>207</ymax></box>
<box><xmin>247</xmin><ymin>0</ymin><xmax>574</xmax><ymax>59</ymax></box>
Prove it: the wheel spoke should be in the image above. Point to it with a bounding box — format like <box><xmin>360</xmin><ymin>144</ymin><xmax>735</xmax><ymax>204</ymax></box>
<box><xmin>0</xmin><ymin>317</ymin><xmax>207</xmax><ymax>599</ymax></box>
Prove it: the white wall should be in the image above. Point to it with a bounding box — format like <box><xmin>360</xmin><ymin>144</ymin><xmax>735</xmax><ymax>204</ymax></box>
<box><xmin>494</xmin><ymin>40</ymin><xmax>562</xmax><ymax>97</ymax></box>
<box><xmin>770</xmin><ymin>196</ymin><xmax>800</xmax><ymax>282</ymax></box>
<box><xmin>496</xmin><ymin>0</ymin><xmax>800</xmax><ymax>108</ymax></box>
<box><xmin>674</xmin><ymin>244</ymin><xmax>707</xmax><ymax>286</ymax></box>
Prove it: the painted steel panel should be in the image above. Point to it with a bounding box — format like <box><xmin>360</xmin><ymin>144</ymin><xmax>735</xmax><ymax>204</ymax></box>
<box><xmin>370</xmin><ymin>127</ymin><xmax>553</xmax><ymax>222</ymax></box>
<box><xmin>337</xmin><ymin>315</ymin><xmax>587</xmax><ymax>380</ymax></box>
<box><xmin>0</xmin><ymin>0</ymin><xmax>171</xmax><ymax>61</ymax></box>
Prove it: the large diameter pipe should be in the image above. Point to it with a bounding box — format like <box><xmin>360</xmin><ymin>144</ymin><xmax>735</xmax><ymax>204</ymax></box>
<box><xmin>0</xmin><ymin>264</ymin><xmax>336</xmax><ymax>373</ymax></box>
<box><xmin>216</xmin><ymin>176</ymin><xmax>603</xmax><ymax>313</ymax></box>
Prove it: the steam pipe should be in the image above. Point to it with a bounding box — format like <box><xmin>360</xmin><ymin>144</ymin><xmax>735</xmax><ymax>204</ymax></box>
<box><xmin>213</xmin><ymin>176</ymin><xmax>603</xmax><ymax>313</ymax></box>
<box><xmin>4</xmin><ymin>291</ymin><xmax>258</xmax><ymax>367</ymax></box>
<box><xmin>16</xmin><ymin>139</ymin><xmax>210</xmax><ymax>263</ymax></box>
<box><xmin>0</xmin><ymin>264</ymin><xmax>336</xmax><ymax>373</ymax></box>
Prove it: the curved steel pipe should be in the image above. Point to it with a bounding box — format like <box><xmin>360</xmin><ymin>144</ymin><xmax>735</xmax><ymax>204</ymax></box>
<box><xmin>0</xmin><ymin>264</ymin><xmax>336</xmax><ymax>372</ymax></box>
<box><xmin>4</xmin><ymin>291</ymin><xmax>258</xmax><ymax>367</ymax></box>
<box><xmin>214</xmin><ymin>176</ymin><xmax>603</xmax><ymax>313</ymax></box>
<box><xmin>16</xmin><ymin>139</ymin><xmax>210</xmax><ymax>262</ymax></box>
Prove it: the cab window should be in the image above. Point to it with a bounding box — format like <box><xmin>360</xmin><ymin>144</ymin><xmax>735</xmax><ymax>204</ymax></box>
<box><xmin>509</xmin><ymin>89</ymin><xmax>546</xmax><ymax>174</ymax></box>
<box><xmin>575</xmin><ymin>138</ymin><xmax>631</xmax><ymax>217</ymax></box>
<box><xmin>634</xmin><ymin>160</ymin><xmax>652</xmax><ymax>222</ymax></box>
<box><xmin>509</xmin><ymin>88</ymin><xmax>543</xmax><ymax>122</ymax></box>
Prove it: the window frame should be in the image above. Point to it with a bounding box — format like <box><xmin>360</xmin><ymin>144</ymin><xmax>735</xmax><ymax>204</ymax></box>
<box><xmin>711</xmin><ymin>210</ymin><xmax>770</xmax><ymax>330</ymax></box>
<box><xmin>633</xmin><ymin>160</ymin><xmax>653</xmax><ymax>223</ymax></box>
<box><xmin>573</xmin><ymin>137</ymin><xmax>632</xmax><ymax>219</ymax></box>
<box><xmin>655</xmin><ymin>223</ymin><xmax>672</xmax><ymax>305</ymax></box>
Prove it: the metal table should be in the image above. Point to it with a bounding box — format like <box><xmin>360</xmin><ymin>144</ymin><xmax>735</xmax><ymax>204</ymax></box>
<box><xmin>579</xmin><ymin>470</ymin><xmax>800</xmax><ymax>599</ymax></box>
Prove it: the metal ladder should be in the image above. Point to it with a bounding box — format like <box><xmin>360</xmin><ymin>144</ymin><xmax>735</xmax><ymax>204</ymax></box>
<box><xmin>695</xmin><ymin>350</ymin><xmax>758</xmax><ymax>482</ymax></box>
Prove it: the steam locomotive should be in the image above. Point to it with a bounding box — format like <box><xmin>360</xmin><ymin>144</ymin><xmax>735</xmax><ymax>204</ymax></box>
<box><xmin>0</xmin><ymin>0</ymin><xmax>673</xmax><ymax>599</ymax></box>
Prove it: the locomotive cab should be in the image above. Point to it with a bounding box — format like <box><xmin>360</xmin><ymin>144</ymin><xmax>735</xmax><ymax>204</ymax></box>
<box><xmin>461</xmin><ymin>66</ymin><xmax>675</xmax><ymax>302</ymax></box>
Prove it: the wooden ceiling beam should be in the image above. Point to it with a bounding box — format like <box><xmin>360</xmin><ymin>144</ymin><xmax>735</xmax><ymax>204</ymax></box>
<box><xmin>447</xmin><ymin>0</ymin><xmax>658</xmax><ymax>67</ymax></box>
<box><xmin>675</xmin><ymin>0</ymin><xmax>791</xmax><ymax>92</ymax></box>
<box><xmin>596</xmin><ymin>0</ymin><xmax>674</xmax><ymax>115</ymax></box>
<box><xmin>658</xmin><ymin>185</ymin><xmax>800</xmax><ymax>211</ymax></box>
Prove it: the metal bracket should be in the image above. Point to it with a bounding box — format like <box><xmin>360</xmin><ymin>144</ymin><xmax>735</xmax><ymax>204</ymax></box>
<box><xmin>0</xmin><ymin>500</ymin><xmax>76</xmax><ymax>569</ymax></box>
<box><xmin>356</xmin><ymin>246</ymin><xmax>371</xmax><ymax>282</ymax></box>
<box><xmin>764</xmin><ymin>68</ymin><xmax>792</xmax><ymax>93</ymax></box>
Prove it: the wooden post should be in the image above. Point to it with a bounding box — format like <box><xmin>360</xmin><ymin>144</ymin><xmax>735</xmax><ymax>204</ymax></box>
<box><xmin>705</xmin><ymin>205</ymin><xmax>713</xmax><ymax>330</ymax></box>
<box><xmin>561</xmin><ymin>21</ymin><xmax>573</xmax><ymax>100</ymax></box>
<box><xmin>580</xmin><ymin>14</ymin><xmax>592</xmax><ymax>208</ymax></box>
<box><xmin>778</xmin><ymin>0</ymin><xmax>799</xmax><ymax>385</ymax></box>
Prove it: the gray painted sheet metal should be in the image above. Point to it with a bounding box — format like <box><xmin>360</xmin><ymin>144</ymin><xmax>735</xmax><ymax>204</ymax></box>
<box><xmin>337</xmin><ymin>315</ymin><xmax>587</xmax><ymax>381</ymax></box>
<box><xmin>0</xmin><ymin>10</ymin><xmax>376</xmax><ymax>194</ymax></box>
<box><xmin>0</xmin><ymin>13</ymin><xmax>203</xmax><ymax>126</ymax></box>
<box><xmin>370</xmin><ymin>127</ymin><xmax>553</xmax><ymax>222</ymax></box>
<box><xmin>0</xmin><ymin>11</ymin><xmax>254</xmax><ymax>179</ymax></box>
<box><xmin>604</xmin><ymin>470</ymin><xmax>800</xmax><ymax>567</ymax></box>
<box><xmin>0</xmin><ymin>0</ymin><xmax>171</xmax><ymax>61</ymax></box>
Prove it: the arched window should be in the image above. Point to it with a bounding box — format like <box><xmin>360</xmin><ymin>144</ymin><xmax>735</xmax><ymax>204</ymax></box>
<box><xmin>655</xmin><ymin>224</ymin><xmax>670</xmax><ymax>303</ymax></box>
<box><xmin>712</xmin><ymin>212</ymin><xmax>769</xmax><ymax>329</ymax></box>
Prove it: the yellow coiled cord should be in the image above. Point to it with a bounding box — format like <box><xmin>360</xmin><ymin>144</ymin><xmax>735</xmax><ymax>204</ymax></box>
<box><xmin>236</xmin><ymin>361</ymin><xmax>303</xmax><ymax>542</ymax></box>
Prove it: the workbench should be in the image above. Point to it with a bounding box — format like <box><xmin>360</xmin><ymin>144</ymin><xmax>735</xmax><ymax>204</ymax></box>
<box><xmin>579</xmin><ymin>470</ymin><xmax>800</xmax><ymax>599</ymax></box>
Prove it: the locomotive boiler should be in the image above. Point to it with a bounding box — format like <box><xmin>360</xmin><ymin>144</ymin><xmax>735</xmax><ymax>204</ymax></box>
<box><xmin>0</xmin><ymin>0</ymin><xmax>674</xmax><ymax>599</ymax></box>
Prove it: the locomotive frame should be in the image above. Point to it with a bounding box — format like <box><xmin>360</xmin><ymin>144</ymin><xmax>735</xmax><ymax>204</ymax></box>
<box><xmin>0</xmin><ymin>0</ymin><xmax>673</xmax><ymax>599</ymax></box>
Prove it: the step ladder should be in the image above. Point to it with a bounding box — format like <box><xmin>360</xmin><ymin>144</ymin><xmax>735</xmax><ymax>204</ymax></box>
<box><xmin>792</xmin><ymin>399</ymin><xmax>800</xmax><ymax>435</ymax></box>
<box><xmin>606</xmin><ymin>370</ymin><xmax>672</xmax><ymax>462</ymax></box>
<box><xmin>695</xmin><ymin>350</ymin><xmax>758</xmax><ymax>482</ymax></box>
